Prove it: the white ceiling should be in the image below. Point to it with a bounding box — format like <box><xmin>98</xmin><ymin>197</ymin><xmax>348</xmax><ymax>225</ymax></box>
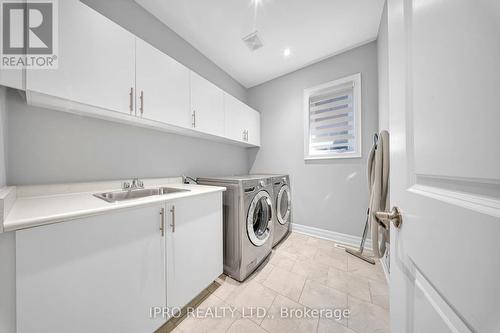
<box><xmin>135</xmin><ymin>0</ymin><xmax>385</xmax><ymax>88</ymax></box>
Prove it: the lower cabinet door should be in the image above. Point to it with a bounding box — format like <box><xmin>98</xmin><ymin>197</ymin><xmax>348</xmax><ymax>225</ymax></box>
<box><xmin>16</xmin><ymin>204</ymin><xmax>167</xmax><ymax>333</ymax></box>
<box><xmin>166</xmin><ymin>193</ymin><xmax>223</xmax><ymax>315</ymax></box>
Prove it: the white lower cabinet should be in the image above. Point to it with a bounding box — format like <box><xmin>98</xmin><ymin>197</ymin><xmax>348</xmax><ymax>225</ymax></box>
<box><xmin>15</xmin><ymin>193</ymin><xmax>224</xmax><ymax>333</ymax></box>
<box><xmin>16</xmin><ymin>204</ymin><xmax>167</xmax><ymax>333</ymax></box>
<box><xmin>165</xmin><ymin>192</ymin><xmax>223</xmax><ymax>315</ymax></box>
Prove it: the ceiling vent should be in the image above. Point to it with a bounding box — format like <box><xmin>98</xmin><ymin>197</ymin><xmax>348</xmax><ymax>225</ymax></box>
<box><xmin>242</xmin><ymin>31</ymin><xmax>263</xmax><ymax>51</ymax></box>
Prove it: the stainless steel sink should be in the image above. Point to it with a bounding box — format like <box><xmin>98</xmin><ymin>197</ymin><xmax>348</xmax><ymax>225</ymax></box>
<box><xmin>94</xmin><ymin>187</ymin><xmax>190</xmax><ymax>203</ymax></box>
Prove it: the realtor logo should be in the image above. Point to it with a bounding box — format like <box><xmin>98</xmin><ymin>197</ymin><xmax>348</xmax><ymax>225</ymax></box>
<box><xmin>1</xmin><ymin>0</ymin><xmax>58</xmax><ymax>68</ymax></box>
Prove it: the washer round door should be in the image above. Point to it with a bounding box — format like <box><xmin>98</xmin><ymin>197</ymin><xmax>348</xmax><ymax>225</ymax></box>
<box><xmin>247</xmin><ymin>190</ymin><xmax>272</xmax><ymax>247</ymax></box>
<box><xmin>277</xmin><ymin>185</ymin><xmax>291</xmax><ymax>225</ymax></box>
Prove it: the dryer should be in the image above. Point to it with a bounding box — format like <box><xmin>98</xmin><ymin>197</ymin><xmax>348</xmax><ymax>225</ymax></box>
<box><xmin>271</xmin><ymin>175</ymin><xmax>292</xmax><ymax>247</ymax></box>
<box><xmin>196</xmin><ymin>175</ymin><xmax>274</xmax><ymax>281</ymax></box>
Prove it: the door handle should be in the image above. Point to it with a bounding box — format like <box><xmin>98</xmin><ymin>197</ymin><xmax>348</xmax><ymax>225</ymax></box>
<box><xmin>375</xmin><ymin>206</ymin><xmax>402</xmax><ymax>229</ymax></box>
<box><xmin>159</xmin><ymin>207</ymin><xmax>165</xmax><ymax>237</ymax></box>
<box><xmin>192</xmin><ymin>111</ymin><xmax>196</xmax><ymax>128</ymax></box>
<box><xmin>170</xmin><ymin>205</ymin><xmax>176</xmax><ymax>233</ymax></box>
<box><xmin>140</xmin><ymin>90</ymin><xmax>144</xmax><ymax>116</ymax></box>
<box><xmin>129</xmin><ymin>87</ymin><xmax>134</xmax><ymax>114</ymax></box>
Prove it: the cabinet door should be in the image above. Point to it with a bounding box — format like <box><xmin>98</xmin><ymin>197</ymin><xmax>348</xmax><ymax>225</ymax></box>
<box><xmin>224</xmin><ymin>93</ymin><xmax>261</xmax><ymax>146</ymax></box>
<box><xmin>136</xmin><ymin>39</ymin><xmax>190</xmax><ymax>127</ymax></box>
<box><xmin>190</xmin><ymin>71</ymin><xmax>225</xmax><ymax>136</ymax></box>
<box><xmin>166</xmin><ymin>193</ymin><xmax>223</xmax><ymax>313</ymax></box>
<box><xmin>245</xmin><ymin>107</ymin><xmax>261</xmax><ymax>146</ymax></box>
<box><xmin>26</xmin><ymin>0</ymin><xmax>135</xmax><ymax>114</ymax></box>
<box><xmin>16</xmin><ymin>205</ymin><xmax>167</xmax><ymax>333</ymax></box>
<box><xmin>0</xmin><ymin>68</ymin><xmax>23</xmax><ymax>90</ymax></box>
<box><xmin>224</xmin><ymin>93</ymin><xmax>246</xmax><ymax>142</ymax></box>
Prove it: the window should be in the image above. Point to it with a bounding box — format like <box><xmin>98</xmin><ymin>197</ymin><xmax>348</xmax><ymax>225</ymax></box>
<box><xmin>304</xmin><ymin>73</ymin><xmax>362</xmax><ymax>160</ymax></box>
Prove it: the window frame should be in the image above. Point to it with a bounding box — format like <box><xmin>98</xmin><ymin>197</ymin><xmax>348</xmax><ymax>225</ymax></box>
<box><xmin>303</xmin><ymin>73</ymin><xmax>362</xmax><ymax>160</ymax></box>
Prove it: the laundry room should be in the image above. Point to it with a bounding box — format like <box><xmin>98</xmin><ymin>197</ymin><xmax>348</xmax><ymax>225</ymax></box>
<box><xmin>0</xmin><ymin>1</ymin><xmax>498</xmax><ymax>333</ymax></box>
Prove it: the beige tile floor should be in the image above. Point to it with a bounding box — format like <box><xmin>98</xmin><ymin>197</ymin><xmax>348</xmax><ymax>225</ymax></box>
<box><xmin>171</xmin><ymin>232</ymin><xmax>389</xmax><ymax>333</ymax></box>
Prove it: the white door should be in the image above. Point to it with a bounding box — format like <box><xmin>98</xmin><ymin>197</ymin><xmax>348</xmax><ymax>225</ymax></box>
<box><xmin>166</xmin><ymin>193</ymin><xmax>223</xmax><ymax>315</ymax></box>
<box><xmin>190</xmin><ymin>71</ymin><xmax>225</xmax><ymax>136</ymax></box>
<box><xmin>387</xmin><ymin>1</ymin><xmax>500</xmax><ymax>332</ymax></box>
<box><xmin>26</xmin><ymin>0</ymin><xmax>135</xmax><ymax>114</ymax></box>
<box><xmin>16</xmin><ymin>205</ymin><xmax>167</xmax><ymax>333</ymax></box>
<box><xmin>224</xmin><ymin>93</ymin><xmax>246</xmax><ymax>142</ymax></box>
<box><xmin>136</xmin><ymin>39</ymin><xmax>190</xmax><ymax>127</ymax></box>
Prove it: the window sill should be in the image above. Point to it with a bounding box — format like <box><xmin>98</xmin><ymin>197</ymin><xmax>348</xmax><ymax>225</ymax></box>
<box><xmin>304</xmin><ymin>154</ymin><xmax>362</xmax><ymax>161</ymax></box>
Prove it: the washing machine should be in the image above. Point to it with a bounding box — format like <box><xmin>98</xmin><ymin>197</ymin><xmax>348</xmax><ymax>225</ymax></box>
<box><xmin>271</xmin><ymin>175</ymin><xmax>292</xmax><ymax>246</ymax></box>
<box><xmin>196</xmin><ymin>175</ymin><xmax>274</xmax><ymax>282</ymax></box>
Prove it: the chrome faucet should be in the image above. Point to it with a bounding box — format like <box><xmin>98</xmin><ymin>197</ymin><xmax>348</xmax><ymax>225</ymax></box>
<box><xmin>182</xmin><ymin>175</ymin><xmax>198</xmax><ymax>184</ymax></box>
<box><xmin>122</xmin><ymin>178</ymin><xmax>144</xmax><ymax>191</ymax></box>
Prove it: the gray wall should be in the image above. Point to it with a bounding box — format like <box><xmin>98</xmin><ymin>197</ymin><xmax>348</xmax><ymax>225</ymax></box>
<box><xmin>247</xmin><ymin>42</ymin><xmax>378</xmax><ymax>237</ymax></box>
<box><xmin>81</xmin><ymin>0</ymin><xmax>247</xmax><ymax>103</ymax></box>
<box><xmin>378</xmin><ymin>1</ymin><xmax>389</xmax><ymax>131</ymax></box>
<box><xmin>5</xmin><ymin>89</ymin><xmax>249</xmax><ymax>185</ymax></box>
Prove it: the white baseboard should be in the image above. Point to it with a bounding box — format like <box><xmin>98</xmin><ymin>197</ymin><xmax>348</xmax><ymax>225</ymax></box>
<box><xmin>290</xmin><ymin>223</ymin><xmax>373</xmax><ymax>251</ymax></box>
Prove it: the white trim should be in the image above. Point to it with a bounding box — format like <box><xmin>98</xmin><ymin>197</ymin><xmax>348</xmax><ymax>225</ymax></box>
<box><xmin>290</xmin><ymin>222</ymin><xmax>372</xmax><ymax>251</ymax></box>
<box><xmin>303</xmin><ymin>73</ymin><xmax>362</xmax><ymax>160</ymax></box>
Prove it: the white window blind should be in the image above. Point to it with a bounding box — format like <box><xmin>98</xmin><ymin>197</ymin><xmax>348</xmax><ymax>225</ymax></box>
<box><xmin>304</xmin><ymin>74</ymin><xmax>361</xmax><ymax>159</ymax></box>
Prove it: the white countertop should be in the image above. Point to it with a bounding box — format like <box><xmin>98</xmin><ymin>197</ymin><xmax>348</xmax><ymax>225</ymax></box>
<box><xmin>1</xmin><ymin>178</ymin><xmax>225</xmax><ymax>232</ymax></box>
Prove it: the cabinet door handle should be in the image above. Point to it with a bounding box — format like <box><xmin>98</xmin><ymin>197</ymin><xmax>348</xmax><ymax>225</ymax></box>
<box><xmin>159</xmin><ymin>207</ymin><xmax>165</xmax><ymax>237</ymax></box>
<box><xmin>192</xmin><ymin>110</ymin><xmax>196</xmax><ymax>128</ymax></box>
<box><xmin>170</xmin><ymin>205</ymin><xmax>176</xmax><ymax>233</ymax></box>
<box><xmin>140</xmin><ymin>90</ymin><xmax>144</xmax><ymax>116</ymax></box>
<box><xmin>242</xmin><ymin>129</ymin><xmax>246</xmax><ymax>141</ymax></box>
<box><xmin>246</xmin><ymin>130</ymin><xmax>249</xmax><ymax>141</ymax></box>
<box><xmin>129</xmin><ymin>87</ymin><xmax>134</xmax><ymax>114</ymax></box>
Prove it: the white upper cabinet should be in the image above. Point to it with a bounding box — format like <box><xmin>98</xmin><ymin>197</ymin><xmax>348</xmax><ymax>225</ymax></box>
<box><xmin>246</xmin><ymin>107</ymin><xmax>261</xmax><ymax>146</ymax></box>
<box><xmin>26</xmin><ymin>0</ymin><xmax>135</xmax><ymax>115</ymax></box>
<box><xmin>224</xmin><ymin>93</ymin><xmax>261</xmax><ymax>146</ymax></box>
<box><xmin>0</xmin><ymin>69</ymin><xmax>24</xmax><ymax>90</ymax></box>
<box><xmin>190</xmin><ymin>71</ymin><xmax>225</xmax><ymax>136</ymax></box>
<box><xmin>224</xmin><ymin>93</ymin><xmax>246</xmax><ymax>142</ymax></box>
<box><xmin>136</xmin><ymin>39</ymin><xmax>190</xmax><ymax>128</ymax></box>
<box><xmin>22</xmin><ymin>0</ymin><xmax>259</xmax><ymax>147</ymax></box>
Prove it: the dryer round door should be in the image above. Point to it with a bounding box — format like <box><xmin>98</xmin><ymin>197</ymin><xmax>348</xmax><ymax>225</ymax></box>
<box><xmin>277</xmin><ymin>185</ymin><xmax>291</xmax><ymax>225</ymax></box>
<box><xmin>247</xmin><ymin>190</ymin><xmax>272</xmax><ymax>247</ymax></box>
